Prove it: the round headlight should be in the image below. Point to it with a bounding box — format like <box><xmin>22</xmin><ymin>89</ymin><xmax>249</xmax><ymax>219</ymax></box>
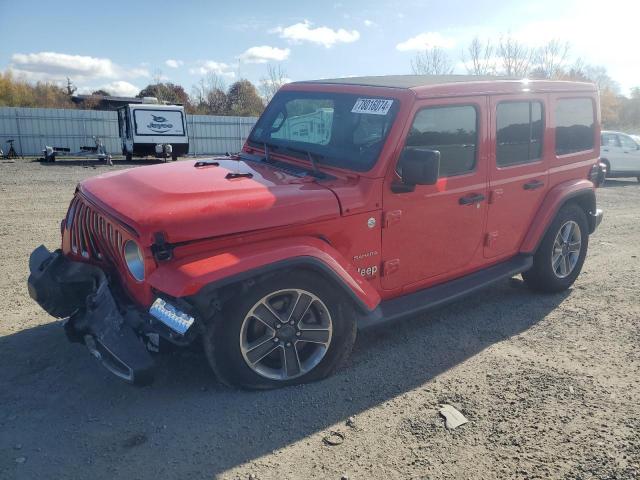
<box><xmin>124</xmin><ymin>240</ymin><xmax>145</xmax><ymax>281</ymax></box>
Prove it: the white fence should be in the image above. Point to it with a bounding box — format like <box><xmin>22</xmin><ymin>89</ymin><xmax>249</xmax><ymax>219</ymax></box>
<box><xmin>0</xmin><ymin>107</ymin><xmax>257</xmax><ymax>157</ymax></box>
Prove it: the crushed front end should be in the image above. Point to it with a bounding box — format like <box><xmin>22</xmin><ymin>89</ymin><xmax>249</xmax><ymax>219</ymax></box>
<box><xmin>27</xmin><ymin>192</ymin><xmax>198</xmax><ymax>385</ymax></box>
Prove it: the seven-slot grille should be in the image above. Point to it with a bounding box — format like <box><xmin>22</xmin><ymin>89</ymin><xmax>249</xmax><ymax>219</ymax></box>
<box><xmin>67</xmin><ymin>195</ymin><xmax>126</xmax><ymax>265</ymax></box>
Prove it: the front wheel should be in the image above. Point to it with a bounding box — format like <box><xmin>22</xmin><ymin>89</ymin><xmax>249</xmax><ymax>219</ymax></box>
<box><xmin>203</xmin><ymin>270</ymin><xmax>357</xmax><ymax>389</ymax></box>
<box><xmin>523</xmin><ymin>203</ymin><xmax>589</xmax><ymax>293</ymax></box>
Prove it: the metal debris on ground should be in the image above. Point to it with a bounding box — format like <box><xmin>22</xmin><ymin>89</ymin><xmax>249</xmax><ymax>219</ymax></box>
<box><xmin>323</xmin><ymin>430</ymin><xmax>345</xmax><ymax>446</ymax></box>
<box><xmin>439</xmin><ymin>404</ymin><xmax>469</xmax><ymax>430</ymax></box>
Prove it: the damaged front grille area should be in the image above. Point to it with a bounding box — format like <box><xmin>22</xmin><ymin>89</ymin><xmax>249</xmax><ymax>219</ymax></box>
<box><xmin>67</xmin><ymin>195</ymin><xmax>127</xmax><ymax>266</ymax></box>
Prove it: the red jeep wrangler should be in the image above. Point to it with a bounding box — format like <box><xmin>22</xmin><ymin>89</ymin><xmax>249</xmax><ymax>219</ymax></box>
<box><xmin>28</xmin><ymin>76</ymin><xmax>603</xmax><ymax>388</ymax></box>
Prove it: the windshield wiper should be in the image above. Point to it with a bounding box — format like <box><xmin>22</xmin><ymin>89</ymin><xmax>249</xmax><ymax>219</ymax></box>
<box><xmin>261</xmin><ymin>141</ymin><xmax>280</xmax><ymax>163</ymax></box>
<box><xmin>281</xmin><ymin>146</ymin><xmax>324</xmax><ymax>176</ymax></box>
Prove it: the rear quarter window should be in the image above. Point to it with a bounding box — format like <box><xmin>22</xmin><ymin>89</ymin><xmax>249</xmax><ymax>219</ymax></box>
<box><xmin>555</xmin><ymin>98</ymin><xmax>595</xmax><ymax>155</ymax></box>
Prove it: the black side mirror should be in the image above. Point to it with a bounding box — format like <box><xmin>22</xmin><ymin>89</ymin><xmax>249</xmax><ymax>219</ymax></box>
<box><xmin>394</xmin><ymin>147</ymin><xmax>440</xmax><ymax>192</ymax></box>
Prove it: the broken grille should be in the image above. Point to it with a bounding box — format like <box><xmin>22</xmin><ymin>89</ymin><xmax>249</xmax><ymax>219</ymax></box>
<box><xmin>67</xmin><ymin>195</ymin><xmax>125</xmax><ymax>266</ymax></box>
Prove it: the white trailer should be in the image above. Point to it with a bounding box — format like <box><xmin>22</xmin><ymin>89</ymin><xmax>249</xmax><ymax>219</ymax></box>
<box><xmin>117</xmin><ymin>103</ymin><xmax>189</xmax><ymax>161</ymax></box>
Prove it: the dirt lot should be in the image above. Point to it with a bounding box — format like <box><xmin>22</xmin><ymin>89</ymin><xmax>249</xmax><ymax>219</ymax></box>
<box><xmin>0</xmin><ymin>158</ymin><xmax>639</xmax><ymax>480</ymax></box>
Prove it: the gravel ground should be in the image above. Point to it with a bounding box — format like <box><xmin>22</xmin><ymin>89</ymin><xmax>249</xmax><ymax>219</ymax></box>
<box><xmin>0</xmin><ymin>159</ymin><xmax>639</xmax><ymax>480</ymax></box>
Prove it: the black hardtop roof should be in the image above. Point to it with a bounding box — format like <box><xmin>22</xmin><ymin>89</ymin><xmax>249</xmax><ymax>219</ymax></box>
<box><xmin>294</xmin><ymin>75</ymin><xmax>596</xmax><ymax>95</ymax></box>
<box><xmin>301</xmin><ymin>75</ymin><xmax>515</xmax><ymax>89</ymax></box>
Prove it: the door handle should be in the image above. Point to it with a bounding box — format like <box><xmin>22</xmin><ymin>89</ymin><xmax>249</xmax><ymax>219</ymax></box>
<box><xmin>459</xmin><ymin>193</ymin><xmax>485</xmax><ymax>205</ymax></box>
<box><xmin>523</xmin><ymin>180</ymin><xmax>544</xmax><ymax>190</ymax></box>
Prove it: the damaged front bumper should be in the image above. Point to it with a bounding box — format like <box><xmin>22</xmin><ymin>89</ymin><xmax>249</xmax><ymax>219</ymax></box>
<box><xmin>27</xmin><ymin>246</ymin><xmax>196</xmax><ymax>386</ymax></box>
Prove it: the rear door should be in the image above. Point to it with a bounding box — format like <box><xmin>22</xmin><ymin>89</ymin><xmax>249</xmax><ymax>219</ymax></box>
<box><xmin>484</xmin><ymin>96</ymin><xmax>549</xmax><ymax>258</ymax></box>
<box><xmin>381</xmin><ymin>97</ymin><xmax>489</xmax><ymax>290</ymax></box>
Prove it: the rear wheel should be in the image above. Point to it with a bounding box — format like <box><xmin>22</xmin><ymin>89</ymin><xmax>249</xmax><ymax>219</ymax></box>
<box><xmin>203</xmin><ymin>270</ymin><xmax>357</xmax><ymax>389</ymax></box>
<box><xmin>125</xmin><ymin>152</ymin><xmax>132</xmax><ymax>162</ymax></box>
<box><xmin>601</xmin><ymin>159</ymin><xmax>610</xmax><ymax>181</ymax></box>
<box><xmin>523</xmin><ymin>204</ymin><xmax>589</xmax><ymax>293</ymax></box>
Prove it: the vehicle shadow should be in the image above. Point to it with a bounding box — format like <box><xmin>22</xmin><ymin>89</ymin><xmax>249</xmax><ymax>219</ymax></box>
<box><xmin>0</xmin><ymin>279</ymin><xmax>569</xmax><ymax>479</ymax></box>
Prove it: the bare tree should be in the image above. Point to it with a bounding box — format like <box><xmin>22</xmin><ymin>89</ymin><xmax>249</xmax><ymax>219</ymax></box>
<box><xmin>561</xmin><ymin>59</ymin><xmax>620</xmax><ymax>94</ymax></box>
<box><xmin>462</xmin><ymin>36</ymin><xmax>496</xmax><ymax>75</ymax></box>
<box><xmin>65</xmin><ymin>77</ymin><xmax>77</xmax><ymax>96</ymax></box>
<box><xmin>259</xmin><ymin>64</ymin><xmax>289</xmax><ymax>103</ymax></box>
<box><xmin>531</xmin><ymin>39</ymin><xmax>570</xmax><ymax>79</ymax></box>
<box><xmin>191</xmin><ymin>73</ymin><xmax>228</xmax><ymax>115</ymax></box>
<box><xmin>411</xmin><ymin>47</ymin><xmax>454</xmax><ymax>75</ymax></box>
<box><xmin>497</xmin><ymin>35</ymin><xmax>532</xmax><ymax>77</ymax></box>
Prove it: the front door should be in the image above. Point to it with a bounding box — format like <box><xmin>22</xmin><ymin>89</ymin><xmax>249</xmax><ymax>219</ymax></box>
<box><xmin>381</xmin><ymin>97</ymin><xmax>488</xmax><ymax>290</ymax></box>
<box><xmin>484</xmin><ymin>96</ymin><xmax>549</xmax><ymax>258</ymax></box>
<box><xmin>616</xmin><ymin>133</ymin><xmax>640</xmax><ymax>172</ymax></box>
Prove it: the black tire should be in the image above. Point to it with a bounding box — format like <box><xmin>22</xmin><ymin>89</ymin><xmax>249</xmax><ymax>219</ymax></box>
<box><xmin>601</xmin><ymin>159</ymin><xmax>610</xmax><ymax>181</ymax></box>
<box><xmin>202</xmin><ymin>270</ymin><xmax>357</xmax><ymax>389</ymax></box>
<box><xmin>125</xmin><ymin>152</ymin><xmax>133</xmax><ymax>162</ymax></box>
<box><xmin>523</xmin><ymin>203</ymin><xmax>589</xmax><ymax>293</ymax></box>
<box><xmin>172</xmin><ymin>155</ymin><xmax>178</xmax><ymax>161</ymax></box>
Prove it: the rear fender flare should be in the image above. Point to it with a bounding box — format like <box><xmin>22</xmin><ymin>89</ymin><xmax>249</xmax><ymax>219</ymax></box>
<box><xmin>520</xmin><ymin>179</ymin><xmax>596</xmax><ymax>254</ymax></box>
<box><xmin>147</xmin><ymin>236</ymin><xmax>381</xmax><ymax>313</ymax></box>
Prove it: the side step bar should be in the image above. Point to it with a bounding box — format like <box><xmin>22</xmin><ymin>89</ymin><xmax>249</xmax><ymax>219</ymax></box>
<box><xmin>360</xmin><ymin>254</ymin><xmax>533</xmax><ymax>329</ymax></box>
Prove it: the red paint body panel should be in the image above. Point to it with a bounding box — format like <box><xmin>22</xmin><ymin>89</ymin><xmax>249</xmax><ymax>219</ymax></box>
<box><xmin>147</xmin><ymin>236</ymin><xmax>381</xmax><ymax>310</ymax></box>
<box><xmin>59</xmin><ymin>78</ymin><xmax>601</xmax><ymax>312</ymax></box>
<box><xmin>520</xmin><ymin>179</ymin><xmax>595</xmax><ymax>253</ymax></box>
<box><xmin>483</xmin><ymin>93</ymin><xmax>551</xmax><ymax>258</ymax></box>
<box><xmin>380</xmin><ymin>95</ymin><xmax>490</xmax><ymax>290</ymax></box>
<box><xmin>80</xmin><ymin>159</ymin><xmax>339</xmax><ymax>245</ymax></box>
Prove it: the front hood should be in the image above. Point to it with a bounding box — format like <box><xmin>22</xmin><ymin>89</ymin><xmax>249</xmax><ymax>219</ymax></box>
<box><xmin>80</xmin><ymin>158</ymin><xmax>340</xmax><ymax>245</ymax></box>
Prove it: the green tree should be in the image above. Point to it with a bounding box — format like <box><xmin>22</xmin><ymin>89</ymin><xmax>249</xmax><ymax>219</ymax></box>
<box><xmin>137</xmin><ymin>82</ymin><xmax>189</xmax><ymax>106</ymax></box>
<box><xmin>226</xmin><ymin>80</ymin><xmax>264</xmax><ymax>116</ymax></box>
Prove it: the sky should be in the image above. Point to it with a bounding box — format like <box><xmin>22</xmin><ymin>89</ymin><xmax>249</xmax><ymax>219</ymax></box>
<box><xmin>1</xmin><ymin>0</ymin><xmax>638</xmax><ymax>97</ymax></box>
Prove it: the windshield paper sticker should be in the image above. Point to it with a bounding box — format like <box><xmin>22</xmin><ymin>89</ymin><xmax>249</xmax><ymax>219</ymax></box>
<box><xmin>351</xmin><ymin>98</ymin><xmax>393</xmax><ymax>115</ymax></box>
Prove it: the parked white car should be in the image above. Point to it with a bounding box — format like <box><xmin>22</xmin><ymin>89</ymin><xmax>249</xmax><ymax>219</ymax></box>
<box><xmin>600</xmin><ymin>130</ymin><xmax>640</xmax><ymax>182</ymax></box>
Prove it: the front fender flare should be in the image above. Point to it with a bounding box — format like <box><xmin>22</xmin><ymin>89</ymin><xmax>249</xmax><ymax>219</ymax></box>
<box><xmin>520</xmin><ymin>179</ymin><xmax>596</xmax><ymax>254</ymax></box>
<box><xmin>147</xmin><ymin>236</ymin><xmax>381</xmax><ymax>312</ymax></box>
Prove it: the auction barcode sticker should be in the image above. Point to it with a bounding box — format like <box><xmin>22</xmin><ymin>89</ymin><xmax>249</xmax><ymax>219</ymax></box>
<box><xmin>351</xmin><ymin>98</ymin><xmax>394</xmax><ymax>115</ymax></box>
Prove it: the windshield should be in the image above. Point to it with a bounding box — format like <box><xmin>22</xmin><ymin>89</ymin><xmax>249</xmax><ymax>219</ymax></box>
<box><xmin>248</xmin><ymin>90</ymin><xmax>399</xmax><ymax>172</ymax></box>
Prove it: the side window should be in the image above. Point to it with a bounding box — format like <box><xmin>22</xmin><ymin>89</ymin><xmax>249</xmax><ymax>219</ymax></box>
<box><xmin>601</xmin><ymin>133</ymin><xmax>619</xmax><ymax>147</ymax></box>
<box><xmin>405</xmin><ymin>105</ymin><xmax>477</xmax><ymax>177</ymax></box>
<box><xmin>619</xmin><ymin>134</ymin><xmax>638</xmax><ymax>150</ymax></box>
<box><xmin>555</xmin><ymin>98</ymin><xmax>595</xmax><ymax>155</ymax></box>
<box><xmin>496</xmin><ymin>101</ymin><xmax>544</xmax><ymax>167</ymax></box>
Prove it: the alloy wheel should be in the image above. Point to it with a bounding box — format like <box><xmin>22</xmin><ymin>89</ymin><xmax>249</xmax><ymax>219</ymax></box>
<box><xmin>551</xmin><ymin>220</ymin><xmax>582</xmax><ymax>279</ymax></box>
<box><xmin>239</xmin><ymin>289</ymin><xmax>333</xmax><ymax>381</ymax></box>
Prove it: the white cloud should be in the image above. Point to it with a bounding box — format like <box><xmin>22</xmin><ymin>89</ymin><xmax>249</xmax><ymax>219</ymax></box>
<box><xmin>77</xmin><ymin>80</ymin><xmax>141</xmax><ymax>97</ymax></box>
<box><xmin>188</xmin><ymin>60</ymin><xmax>236</xmax><ymax>78</ymax></box>
<box><xmin>239</xmin><ymin>45</ymin><xmax>290</xmax><ymax>64</ymax></box>
<box><xmin>165</xmin><ymin>59</ymin><xmax>183</xmax><ymax>68</ymax></box>
<box><xmin>396</xmin><ymin>32</ymin><xmax>456</xmax><ymax>52</ymax></box>
<box><xmin>363</xmin><ymin>19</ymin><xmax>376</xmax><ymax>27</ymax></box>
<box><xmin>128</xmin><ymin>67</ymin><xmax>150</xmax><ymax>78</ymax></box>
<box><xmin>9</xmin><ymin>51</ymin><xmax>150</xmax><ymax>84</ymax></box>
<box><xmin>100</xmin><ymin>81</ymin><xmax>140</xmax><ymax>97</ymax></box>
<box><xmin>273</xmin><ymin>20</ymin><xmax>360</xmax><ymax>48</ymax></box>
<box><xmin>11</xmin><ymin>52</ymin><xmax>117</xmax><ymax>78</ymax></box>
